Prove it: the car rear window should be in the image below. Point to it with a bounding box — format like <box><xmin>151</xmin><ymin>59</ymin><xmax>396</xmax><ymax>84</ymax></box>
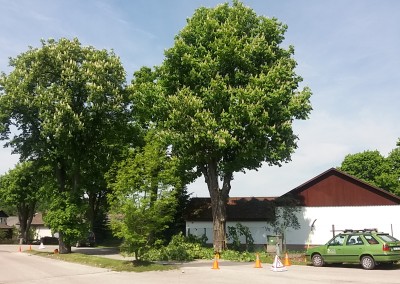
<box><xmin>364</xmin><ymin>235</ymin><xmax>379</xmax><ymax>244</ymax></box>
<box><xmin>377</xmin><ymin>234</ymin><xmax>399</xmax><ymax>242</ymax></box>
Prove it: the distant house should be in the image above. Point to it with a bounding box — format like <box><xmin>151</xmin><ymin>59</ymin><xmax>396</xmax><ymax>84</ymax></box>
<box><xmin>31</xmin><ymin>213</ymin><xmax>52</xmax><ymax>239</ymax></box>
<box><xmin>186</xmin><ymin>168</ymin><xmax>400</xmax><ymax>249</ymax></box>
<box><xmin>0</xmin><ymin>210</ymin><xmax>13</xmax><ymax>239</ymax></box>
<box><xmin>5</xmin><ymin>212</ymin><xmax>52</xmax><ymax>241</ymax></box>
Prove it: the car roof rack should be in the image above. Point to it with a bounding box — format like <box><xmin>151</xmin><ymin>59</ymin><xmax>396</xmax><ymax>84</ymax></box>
<box><xmin>363</xmin><ymin>228</ymin><xmax>378</xmax><ymax>233</ymax></box>
<box><xmin>343</xmin><ymin>228</ymin><xmax>378</xmax><ymax>233</ymax></box>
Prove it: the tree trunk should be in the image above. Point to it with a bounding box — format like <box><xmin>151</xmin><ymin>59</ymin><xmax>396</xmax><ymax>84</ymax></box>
<box><xmin>202</xmin><ymin>160</ymin><xmax>232</xmax><ymax>253</ymax></box>
<box><xmin>58</xmin><ymin>232</ymin><xmax>71</xmax><ymax>254</ymax></box>
<box><xmin>18</xmin><ymin>203</ymin><xmax>35</xmax><ymax>244</ymax></box>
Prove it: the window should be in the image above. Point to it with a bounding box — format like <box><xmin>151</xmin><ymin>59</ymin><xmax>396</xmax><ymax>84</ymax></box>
<box><xmin>329</xmin><ymin>234</ymin><xmax>346</xmax><ymax>246</ymax></box>
<box><xmin>364</xmin><ymin>235</ymin><xmax>379</xmax><ymax>244</ymax></box>
<box><xmin>377</xmin><ymin>234</ymin><xmax>399</xmax><ymax>243</ymax></box>
<box><xmin>346</xmin><ymin>235</ymin><xmax>364</xmax><ymax>245</ymax></box>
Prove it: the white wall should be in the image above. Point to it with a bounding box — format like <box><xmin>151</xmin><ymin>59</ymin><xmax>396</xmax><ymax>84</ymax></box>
<box><xmin>186</xmin><ymin>221</ymin><xmax>274</xmax><ymax>244</ymax></box>
<box><xmin>34</xmin><ymin>226</ymin><xmax>52</xmax><ymax>239</ymax></box>
<box><xmin>287</xmin><ymin>205</ymin><xmax>400</xmax><ymax>246</ymax></box>
<box><xmin>186</xmin><ymin>205</ymin><xmax>400</xmax><ymax>246</ymax></box>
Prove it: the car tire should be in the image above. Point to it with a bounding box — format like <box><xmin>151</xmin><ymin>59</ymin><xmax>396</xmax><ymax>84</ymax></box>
<box><xmin>312</xmin><ymin>254</ymin><xmax>325</xmax><ymax>267</ymax></box>
<box><xmin>361</xmin><ymin>255</ymin><xmax>375</xmax><ymax>270</ymax></box>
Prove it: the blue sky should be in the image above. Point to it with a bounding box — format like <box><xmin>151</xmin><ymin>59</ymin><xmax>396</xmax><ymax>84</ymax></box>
<box><xmin>1</xmin><ymin>0</ymin><xmax>399</xmax><ymax>197</ymax></box>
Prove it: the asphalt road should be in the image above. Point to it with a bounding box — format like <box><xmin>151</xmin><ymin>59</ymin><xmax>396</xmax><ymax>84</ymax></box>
<box><xmin>1</xmin><ymin>245</ymin><xmax>399</xmax><ymax>284</ymax></box>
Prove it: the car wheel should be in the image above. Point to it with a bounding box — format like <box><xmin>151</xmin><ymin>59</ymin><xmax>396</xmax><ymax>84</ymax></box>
<box><xmin>361</xmin><ymin>255</ymin><xmax>375</xmax><ymax>270</ymax></box>
<box><xmin>312</xmin><ymin>254</ymin><xmax>325</xmax><ymax>267</ymax></box>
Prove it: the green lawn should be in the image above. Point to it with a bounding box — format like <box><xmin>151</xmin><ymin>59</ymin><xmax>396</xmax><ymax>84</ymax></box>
<box><xmin>28</xmin><ymin>250</ymin><xmax>177</xmax><ymax>272</ymax></box>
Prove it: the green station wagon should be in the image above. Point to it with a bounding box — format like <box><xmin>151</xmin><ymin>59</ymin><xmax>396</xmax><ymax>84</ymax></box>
<box><xmin>306</xmin><ymin>229</ymin><xmax>400</xmax><ymax>269</ymax></box>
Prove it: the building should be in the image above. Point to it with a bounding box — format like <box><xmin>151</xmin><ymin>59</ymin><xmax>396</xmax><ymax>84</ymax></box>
<box><xmin>31</xmin><ymin>213</ymin><xmax>52</xmax><ymax>239</ymax></box>
<box><xmin>0</xmin><ymin>210</ymin><xmax>13</xmax><ymax>240</ymax></box>
<box><xmin>186</xmin><ymin>197</ymin><xmax>275</xmax><ymax>245</ymax></box>
<box><xmin>283</xmin><ymin>168</ymin><xmax>400</xmax><ymax>248</ymax></box>
<box><xmin>5</xmin><ymin>212</ymin><xmax>52</xmax><ymax>241</ymax></box>
<box><xmin>186</xmin><ymin>168</ymin><xmax>400</xmax><ymax>248</ymax></box>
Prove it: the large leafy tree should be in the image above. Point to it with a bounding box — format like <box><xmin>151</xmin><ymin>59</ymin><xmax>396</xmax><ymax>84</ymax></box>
<box><xmin>131</xmin><ymin>1</ymin><xmax>312</xmax><ymax>252</ymax></box>
<box><xmin>0</xmin><ymin>161</ymin><xmax>47</xmax><ymax>243</ymax></box>
<box><xmin>339</xmin><ymin>150</ymin><xmax>388</xmax><ymax>187</ymax></box>
<box><xmin>386</xmin><ymin>147</ymin><xmax>400</xmax><ymax>196</ymax></box>
<box><xmin>0</xmin><ymin>38</ymin><xmax>132</xmax><ymax>253</ymax></box>
<box><xmin>107</xmin><ymin>130</ymin><xmax>183</xmax><ymax>259</ymax></box>
<box><xmin>338</xmin><ymin>147</ymin><xmax>400</xmax><ymax>196</ymax></box>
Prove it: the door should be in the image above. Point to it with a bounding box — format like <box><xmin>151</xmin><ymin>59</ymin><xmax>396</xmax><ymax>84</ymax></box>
<box><xmin>340</xmin><ymin>235</ymin><xmax>364</xmax><ymax>263</ymax></box>
<box><xmin>324</xmin><ymin>234</ymin><xmax>346</xmax><ymax>263</ymax></box>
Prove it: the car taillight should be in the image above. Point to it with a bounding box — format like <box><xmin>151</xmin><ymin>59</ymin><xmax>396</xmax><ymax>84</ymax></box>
<box><xmin>383</xmin><ymin>244</ymin><xmax>390</xmax><ymax>251</ymax></box>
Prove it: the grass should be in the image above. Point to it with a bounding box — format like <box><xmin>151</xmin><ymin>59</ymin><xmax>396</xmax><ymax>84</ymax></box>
<box><xmin>27</xmin><ymin>250</ymin><xmax>177</xmax><ymax>272</ymax></box>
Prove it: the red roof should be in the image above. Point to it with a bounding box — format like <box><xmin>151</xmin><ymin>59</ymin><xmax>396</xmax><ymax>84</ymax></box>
<box><xmin>284</xmin><ymin>168</ymin><xmax>400</xmax><ymax>206</ymax></box>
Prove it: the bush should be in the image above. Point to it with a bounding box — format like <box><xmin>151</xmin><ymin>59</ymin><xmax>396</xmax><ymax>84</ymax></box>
<box><xmin>226</xmin><ymin>223</ymin><xmax>254</xmax><ymax>252</ymax></box>
<box><xmin>143</xmin><ymin>232</ymin><xmax>213</xmax><ymax>261</ymax></box>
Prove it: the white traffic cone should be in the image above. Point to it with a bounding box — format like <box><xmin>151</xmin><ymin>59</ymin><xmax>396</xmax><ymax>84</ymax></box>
<box><xmin>271</xmin><ymin>255</ymin><xmax>287</xmax><ymax>272</ymax></box>
<box><xmin>39</xmin><ymin>242</ymin><xmax>45</xmax><ymax>249</ymax></box>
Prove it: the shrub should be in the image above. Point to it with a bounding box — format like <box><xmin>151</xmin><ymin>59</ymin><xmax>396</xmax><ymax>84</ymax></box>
<box><xmin>226</xmin><ymin>223</ymin><xmax>254</xmax><ymax>252</ymax></box>
<box><xmin>143</xmin><ymin>232</ymin><xmax>213</xmax><ymax>261</ymax></box>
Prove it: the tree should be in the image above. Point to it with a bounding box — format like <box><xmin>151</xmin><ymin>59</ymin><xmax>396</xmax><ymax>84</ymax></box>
<box><xmin>0</xmin><ymin>161</ymin><xmax>45</xmax><ymax>244</ymax></box>
<box><xmin>130</xmin><ymin>1</ymin><xmax>312</xmax><ymax>252</ymax></box>
<box><xmin>384</xmin><ymin>147</ymin><xmax>400</xmax><ymax>196</ymax></box>
<box><xmin>338</xmin><ymin>150</ymin><xmax>387</xmax><ymax>187</ymax></box>
<box><xmin>268</xmin><ymin>196</ymin><xmax>301</xmax><ymax>253</ymax></box>
<box><xmin>0</xmin><ymin>38</ymin><xmax>132</xmax><ymax>253</ymax></box>
<box><xmin>338</xmin><ymin>149</ymin><xmax>400</xmax><ymax>195</ymax></box>
<box><xmin>107</xmin><ymin>131</ymin><xmax>183</xmax><ymax>259</ymax></box>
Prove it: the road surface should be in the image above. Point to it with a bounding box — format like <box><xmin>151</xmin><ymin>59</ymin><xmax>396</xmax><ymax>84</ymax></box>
<box><xmin>1</xmin><ymin>245</ymin><xmax>399</xmax><ymax>284</ymax></box>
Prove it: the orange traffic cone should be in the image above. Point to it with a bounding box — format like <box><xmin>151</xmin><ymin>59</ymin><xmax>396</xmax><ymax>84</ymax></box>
<box><xmin>284</xmin><ymin>252</ymin><xmax>291</xmax><ymax>266</ymax></box>
<box><xmin>254</xmin><ymin>253</ymin><xmax>262</xmax><ymax>268</ymax></box>
<box><xmin>211</xmin><ymin>255</ymin><xmax>220</xmax><ymax>270</ymax></box>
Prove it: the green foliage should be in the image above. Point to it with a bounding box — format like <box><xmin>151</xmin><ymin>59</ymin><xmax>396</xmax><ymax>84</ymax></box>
<box><xmin>30</xmin><ymin>251</ymin><xmax>177</xmax><ymax>272</ymax></box>
<box><xmin>44</xmin><ymin>192</ymin><xmax>89</xmax><ymax>245</ymax></box>
<box><xmin>339</xmin><ymin>150</ymin><xmax>388</xmax><ymax>187</ymax></box>
<box><xmin>0</xmin><ymin>38</ymin><xmax>134</xmax><ymax>250</ymax></box>
<box><xmin>267</xmin><ymin>196</ymin><xmax>301</xmax><ymax>251</ymax></box>
<box><xmin>107</xmin><ymin>131</ymin><xmax>184</xmax><ymax>259</ymax></box>
<box><xmin>143</xmin><ymin>232</ymin><xmax>214</xmax><ymax>261</ymax></box>
<box><xmin>0</xmin><ymin>161</ymin><xmax>47</xmax><ymax>243</ymax></box>
<box><xmin>385</xmin><ymin>147</ymin><xmax>400</xmax><ymax>196</ymax></box>
<box><xmin>0</xmin><ymin>229</ymin><xmax>6</xmax><ymax>241</ymax></box>
<box><xmin>129</xmin><ymin>1</ymin><xmax>312</xmax><ymax>251</ymax></box>
<box><xmin>0</xmin><ymin>161</ymin><xmax>42</xmax><ymax>208</ymax></box>
<box><xmin>220</xmin><ymin>250</ymin><xmax>255</xmax><ymax>262</ymax></box>
<box><xmin>186</xmin><ymin>233</ymin><xmax>208</xmax><ymax>245</ymax></box>
<box><xmin>0</xmin><ymin>38</ymin><xmax>129</xmax><ymax>163</ymax></box>
<box><xmin>227</xmin><ymin>223</ymin><xmax>254</xmax><ymax>252</ymax></box>
<box><xmin>338</xmin><ymin>148</ymin><xmax>400</xmax><ymax>196</ymax></box>
<box><xmin>153</xmin><ymin>1</ymin><xmax>312</xmax><ymax>172</ymax></box>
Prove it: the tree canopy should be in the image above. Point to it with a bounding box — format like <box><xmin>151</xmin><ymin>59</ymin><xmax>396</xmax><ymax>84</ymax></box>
<box><xmin>107</xmin><ymin>130</ymin><xmax>184</xmax><ymax>259</ymax></box>
<box><xmin>338</xmin><ymin>146</ymin><xmax>400</xmax><ymax>196</ymax></box>
<box><xmin>130</xmin><ymin>1</ymin><xmax>312</xmax><ymax>251</ymax></box>
<box><xmin>0</xmin><ymin>161</ymin><xmax>46</xmax><ymax>243</ymax></box>
<box><xmin>0</xmin><ymin>38</ymin><xmax>134</xmax><ymax>252</ymax></box>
